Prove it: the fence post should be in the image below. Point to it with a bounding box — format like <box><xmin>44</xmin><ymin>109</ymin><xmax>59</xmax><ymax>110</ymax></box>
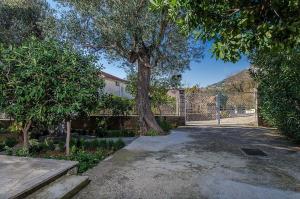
<box><xmin>216</xmin><ymin>93</ymin><xmax>221</xmax><ymax>125</ymax></box>
<box><xmin>254</xmin><ymin>88</ymin><xmax>259</xmax><ymax>127</ymax></box>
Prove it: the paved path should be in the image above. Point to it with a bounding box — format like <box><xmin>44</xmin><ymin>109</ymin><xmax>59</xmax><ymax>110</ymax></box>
<box><xmin>75</xmin><ymin>126</ymin><xmax>300</xmax><ymax>199</ymax></box>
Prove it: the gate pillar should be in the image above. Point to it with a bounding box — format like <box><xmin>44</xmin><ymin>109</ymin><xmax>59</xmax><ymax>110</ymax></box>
<box><xmin>178</xmin><ymin>89</ymin><xmax>185</xmax><ymax>117</ymax></box>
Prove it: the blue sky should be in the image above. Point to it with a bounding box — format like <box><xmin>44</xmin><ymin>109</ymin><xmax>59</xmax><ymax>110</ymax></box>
<box><xmin>103</xmin><ymin>45</ymin><xmax>250</xmax><ymax>87</ymax></box>
<box><xmin>48</xmin><ymin>0</ymin><xmax>250</xmax><ymax>87</ymax></box>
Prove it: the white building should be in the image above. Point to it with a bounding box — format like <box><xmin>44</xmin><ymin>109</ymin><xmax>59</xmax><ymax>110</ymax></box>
<box><xmin>100</xmin><ymin>71</ymin><xmax>132</xmax><ymax>99</ymax></box>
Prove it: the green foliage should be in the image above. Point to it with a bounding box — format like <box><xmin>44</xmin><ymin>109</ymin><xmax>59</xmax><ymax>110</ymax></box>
<box><xmin>145</xmin><ymin>129</ymin><xmax>160</xmax><ymax>136</ymax></box>
<box><xmin>0</xmin><ymin>0</ymin><xmax>56</xmax><ymax>45</ymax></box>
<box><xmin>250</xmin><ymin>50</ymin><xmax>300</xmax><ymax>141</ymax></box>
<box><xmin>95</xmin><ymin>129</ymin><xmax>136</xmax><ymax>138</ymax></box>
<box><xmin>157</xmin><ymin>118</ymin><xmax>173</xmax><ymax>132</ymax></box>
<box><xmin>70</xmin><ymin>138</ymin><xmax>125</xmax><ymax>151</ymax></box>
<box><xmin>7</xmin><ymin>122</ymin><xmax>23</xmax><ymax>134</ymax></box>
<box><xmin>152</xmin><ymin>0</ymin><xmax>300</xmax><ymax>62</ymax></box>
<box><xmin>48</xmin><ymin>138</ymin><xmax>125</xmax><ymax>173</ymax></box>
<box><xmin>11</xmin><ymin>138</ymin><xmax>125</xmax><ymax>173</ymax></box>
<box><xmin>0</xmin><ymin>37</ymin><xmax>104</xmax><ymax>134</ymax></box>
<box><xmin>99</xmin><ymin>95</ymin><xmax>134</xmax><ymax>116</ymax></box>
<box><xmin>4</xmin><ymin>137</ymin><xmax>17</xmax><ymax>147</ymax></box>
<box><xmin>0</xmin><ymin>143</ymin><xmax>5</xmax><ymax>151</ymax></box>
<box><xmin>56</xmin><ymin>0</ymin><xmax>203</xmax><ymax>132</ymax></box>
<box><xmin>4</xmin><ymin>146</ymin><xmax>13</xmax><ymax>155</ymax></box>
<box><xmin>69</xmin><ymin>149</ymin><xmax>107</xmax><ymax>173</ymax></box>
<box><xmin>15</xmin><ymin>148</ymin><xmax>29</xmax><ymax>157</ymax></box>
<box><xmin>57</xmin><ymin>0</ymin><xmax>201</xmax><ymax>70</ymax></box>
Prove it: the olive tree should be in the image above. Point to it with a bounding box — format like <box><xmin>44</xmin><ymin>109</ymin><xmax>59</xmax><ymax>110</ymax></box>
<box><xmin>0</xmin><ymin>0</ymin><xmax>56</xmax><ymax>45</ymax></box>
<box><xmin>56</xmin><ymin>0</ymin><xmax>203</xmax><ymax>134</ymax></box>
<box><xmin>0</xmin><ymin>38</ymin><xmax>104</xmax><ymax>153</ymax></box>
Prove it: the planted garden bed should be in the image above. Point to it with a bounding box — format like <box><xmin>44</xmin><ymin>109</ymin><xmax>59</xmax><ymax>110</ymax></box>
<box><xmin>4</xmin><ymin>138</ymin><xmax>125</xmax><ymax>173</ymax></box>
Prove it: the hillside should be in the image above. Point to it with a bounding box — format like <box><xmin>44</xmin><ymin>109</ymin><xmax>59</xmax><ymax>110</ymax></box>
<box><xmin>207</xmin><ymin>69</ymin><xmax>256</xmax><ymax>92</ymax></box>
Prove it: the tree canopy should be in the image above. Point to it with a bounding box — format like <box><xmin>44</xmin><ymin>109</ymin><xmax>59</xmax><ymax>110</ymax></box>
<box><xmin>152</xmin><ymin>0</ymin><xmax>300</xmax><ymax>62</ymax></box>
<box><xmin>0</xmin><ymin>37</ymin><xmax>104</xmax><ymax>149</ymax></box>
<box><xmin>56</xmin><ymin>0</ymin><xmax>203</xmax><ymax>133</ymax></box>
<box><xmin>0</xmin><ymin>0</ymin><xmax>56</xmax><ymax>45</ymax></box>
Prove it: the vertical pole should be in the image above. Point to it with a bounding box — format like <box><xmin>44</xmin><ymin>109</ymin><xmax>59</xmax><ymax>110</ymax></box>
<box><xmin>254</xmin><ymin>88</ymin><xmax>258</xmax><ymax>127</ymax></box>
<box><xmin>184</xmin><ymin>94</ymin><xmax>187</xmax><ymax>125</ymax></box>
<box><xmin>216</xmin><ymin>93</ymin><xmax>221</xmax><ymax>125</ymax></box>
<box><xmin>66</xmin><ymin>120</ymin><xmax>71</xmax><ymax>156</ymax></box>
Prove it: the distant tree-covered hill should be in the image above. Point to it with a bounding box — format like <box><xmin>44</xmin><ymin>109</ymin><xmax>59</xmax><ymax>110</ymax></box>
<box><xmin>207</xmin><ymin>69</ymin><xmax>256</xmax><ymax>92</ymax></box>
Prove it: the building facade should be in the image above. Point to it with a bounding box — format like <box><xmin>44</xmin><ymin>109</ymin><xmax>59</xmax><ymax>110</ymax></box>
<box><xmin>100</xmin><ymin>72</ymin><xmax>132</xmax><ymax>99</ymax></box>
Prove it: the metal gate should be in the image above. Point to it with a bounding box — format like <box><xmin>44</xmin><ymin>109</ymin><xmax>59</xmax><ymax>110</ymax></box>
<box><xmin>185</xmin><ymin>91</ymin><xmax>257</xmax><ymax>126</ymax></box>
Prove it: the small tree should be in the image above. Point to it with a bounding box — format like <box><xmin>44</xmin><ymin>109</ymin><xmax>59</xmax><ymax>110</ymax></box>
<box><xmin>0</xmin><ymin>38</ymin><xmax>104</xmax><ymax>153</ymax></box>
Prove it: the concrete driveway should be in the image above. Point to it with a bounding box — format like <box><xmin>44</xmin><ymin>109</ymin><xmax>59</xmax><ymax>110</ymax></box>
<box><xmin>75</xmin><ymin>126</ymin><xmax>300</xmax><ymax>199</ymax></box>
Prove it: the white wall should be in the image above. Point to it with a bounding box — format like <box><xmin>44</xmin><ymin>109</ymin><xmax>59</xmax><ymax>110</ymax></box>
<box><xmin>104</xmin><ymin>78</ymin><xmax>132</xmax><ymax>98</ymax></box>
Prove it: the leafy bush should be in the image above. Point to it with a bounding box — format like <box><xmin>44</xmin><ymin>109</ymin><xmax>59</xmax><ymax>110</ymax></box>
<box><xmin>15</xmin><ymin>148</ymin><xmax>29</xmax><ymax>157</ymax></box>
<box><xmin>4</xmin><ymin>137</ymin><xmax>18</xmax><ymax>147</ymax></box>
<box><xmin>7</xmin><ymin>122</ymin><xmax>23</xmax><ymax>134</ymax></box>
<box><xmin>95</xmin><ymin>129</ymin><xmax>136</xmax><ymax>137</ymax></box>
<box><xmin>8</xmin><ymin>137</ymin><xmax>125</xmax><ymax>173</ymax></box>
<box><xmin>251</xmin><ymin>50</ymin><xmax>300</xmax><ymax>141</ymax></box>
<box><xmin>0</xmin><ymin>143</ymin><xmax>5</xmax><ymax>151</ymax></box>
<box><xmin>29</xmin><ymin>139</ymin><xmax>44</xmax><ymax>154</ymax></box>
<box><xmin>0</xmin><ymin>127</ymin><xmax>6</xmax><ymax>134</ymax></box>
<box><xmin>70</xmin><ymin>149</ymin><xmax>107</xmax><ymax>173</ymax></box>
<box><xmin>4</xmin><ymin>146</ymin><xmax>13</xmax><ymax>155</ymax></box>
<box><xmin>114</xmin><ymin>138</ymin><xmax>126</xmax><ymax>149</ymax></box>
<box><xmin>157</xmin><ymin>118</ymin><xmax>173</xmax><ymax>132</ymax></box>
<box><xmin>145</xmin><ymin>129</ymin><xmax>160</xmax><ymax>136</ymax></box>
<box><xmin>71</xmin><ymin>138</ymin><xmax>126</xmax><ymax>151</ymax></box>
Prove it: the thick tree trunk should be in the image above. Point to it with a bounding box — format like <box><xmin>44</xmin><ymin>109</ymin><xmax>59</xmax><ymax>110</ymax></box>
<box><xmin>22</xmin><ymin>120</ymin><xmax>32</xmax><ymax>150</ymax></box>
<box><xmin>66</xmin><ymin>120</ymin><xmax>71</xmax><ymax>156</ymax></box>
<box><xmin>137</xmin><ymin>54</ymin><xmax>163</xmax><ymax>134</ymax></box>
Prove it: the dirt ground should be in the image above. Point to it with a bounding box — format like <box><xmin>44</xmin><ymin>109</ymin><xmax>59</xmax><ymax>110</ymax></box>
<box><xmin>75</xmin><ymin>126</ymin><xmax>300</xmax><ymax>199</ymax></box>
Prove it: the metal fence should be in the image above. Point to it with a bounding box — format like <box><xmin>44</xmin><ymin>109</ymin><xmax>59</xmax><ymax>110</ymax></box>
<box><xmin>185</xmin><ymin>91</ymin><xmax>257</xmax><ymax>126</ymax></box>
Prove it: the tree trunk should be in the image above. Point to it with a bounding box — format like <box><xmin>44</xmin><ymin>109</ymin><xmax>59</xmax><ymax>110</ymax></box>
<box><xmin>22</xmin><ymin>120</ymin><xmax>32</xmax><ymax>150</ymax></box>
<box><xmin>137</xmin><ymin>54</ymin><xmax>163</xmax><ymax>134</ymax></box>
<box><xmin>66</xmin><ymin>120</ymin><xmax>71</xmax><ymax>156</ymax></box>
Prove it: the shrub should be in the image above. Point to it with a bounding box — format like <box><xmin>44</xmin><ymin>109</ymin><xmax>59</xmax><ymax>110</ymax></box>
<box><xmin>70</xmin><ymin>149</ymin><xmax>107</xmax><ymax>173</ymax></box>
<box><xmin>58</xmin><ymin>141</ymin><xmax>65</xmax><ymax>152</ymax></box>
<box><xmin>44</xmin><ymin>138</ymin><xmax>55</xmax><ymax>151</ymax></box>
<box><xmin>29</xmin><ymin>139</ymin><xmax>44</xmax><ymax>154</ymax></box>
<box><xmin>4</xmin><ymin>146</ymin><xmax>13</xmax><ymax>155</ymax></box>
<box><xmin>157</xmin><ymin>118</ymin><xmax>173</xmax><ymax>132</ymax></box>
<box><xmin>97</xmin><ymin>140</ymin><xmax>107</xmax><ymax>149</ymax></box>
<box><xmin>114</xmin><ymin>138</ymin><xmax>126</xmax><ymax>150</ymax></box>
<box><xmin>4</xmin><ymin>137</ymin><xmax>18</xmax><ymax>147</ymax></box>
<box><xmin>251</xmin><ymin>50</ymin><xmax>300</xmax><ymax>142</ymax></box>
<box><xmin>0</xmin><ymin>127</ymin><xmax>6</xmax><ymax>134</ymax></box>
<box><xmin>15</xmin><ymin>148</ymin><xmax>29</xmax><ymax>157</ymax></box>
<box><xmin>69</xmin><ymin>138</ymin><xmax>125</xmax><ymax>151</ymax></box>
<box><xmin>0</xmin><ymin>143</ymin><xmax>5</xmax><ymax>151</ymax></box>
<box><xmin>145</xmin><ymin>129</ymin><xmax>160</xmax><ymax>136</ymax></box>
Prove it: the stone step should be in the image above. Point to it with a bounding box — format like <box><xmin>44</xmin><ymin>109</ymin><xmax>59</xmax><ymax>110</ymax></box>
<box><xmin>26</xmin><ymin>175</ymin><xmax>90</xmax><ymax>199</ymax></box>
<box><xmin>0</xmin><ymin>155</ymin><xmax>79</xmax><ymax>199</ymax></box>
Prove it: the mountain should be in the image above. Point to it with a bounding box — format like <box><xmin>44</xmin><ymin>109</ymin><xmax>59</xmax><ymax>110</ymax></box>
<box><xmin>207</xmin><ymin>69</ymin><xmax>256</xmax><ymax>92</ymax></box>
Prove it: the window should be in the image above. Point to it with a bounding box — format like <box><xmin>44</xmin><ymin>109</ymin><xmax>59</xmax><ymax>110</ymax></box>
<box><xmin>115</xmin><ymin>81</ymin><xmax>120</xmax><ymax>86</ymax></box>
